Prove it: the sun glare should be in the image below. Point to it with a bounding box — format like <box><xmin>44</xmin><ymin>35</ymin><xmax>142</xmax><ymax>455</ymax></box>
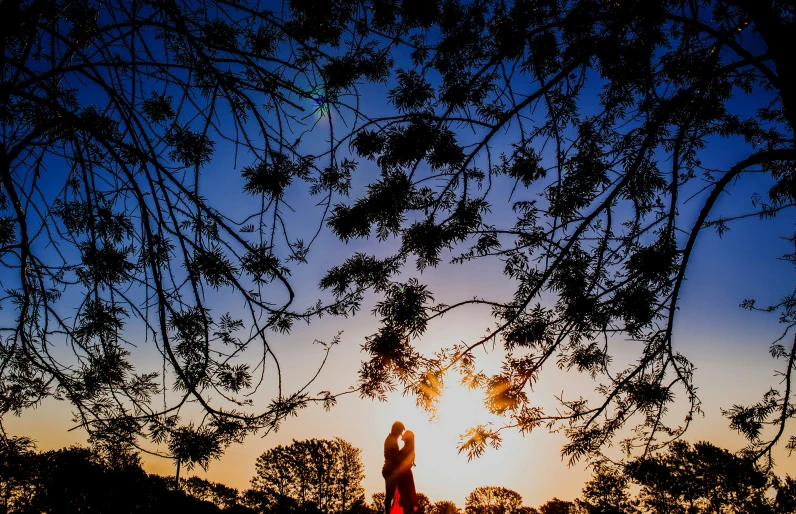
<box><xmin>388</xmin><ymin>381</ymin><xmax>496</xmax><ymax>468</ymax></box>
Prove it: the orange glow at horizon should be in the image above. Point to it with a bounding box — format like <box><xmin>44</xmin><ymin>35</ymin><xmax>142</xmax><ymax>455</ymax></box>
<box><xmin>6</xmin><ymin>306</ymin><xmax>796</xmax><ymax>510</ymax></box>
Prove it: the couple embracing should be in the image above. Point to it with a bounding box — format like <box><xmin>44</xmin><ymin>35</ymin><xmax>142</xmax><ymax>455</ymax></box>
<box><xmin>382</xmin><ymin>421</ymin><xmax>418</xmax><ymax>514</ymax></box>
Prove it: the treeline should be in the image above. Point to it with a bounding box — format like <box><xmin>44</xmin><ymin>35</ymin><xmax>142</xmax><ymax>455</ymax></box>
<box><xmin>1</xmin><ymin>436</ymin><xmax>224</xmax><ymax>514</ymax></box>
<box><xmin>247</xmin><ymin>438</ymin><xmax>368</xmax><ymax>514</ymax></box>
<box><xmin>2</xmin><ymin>436</ymin><xmax>796</xmax><ymax>513</ymax></box>
<box><xmin>577</xmin><ymin>441</ymin><xmax>796</xmax><ymax>514</ymax></box>
<box><xmin>457</xmin><ymin>442</ymin><xmax>796</xmax><ymax>514</ymax></box>
<box><xmin>0</xmin><ymin>436</ymin><xmax>368</xmax><ymax>514</ymax></box>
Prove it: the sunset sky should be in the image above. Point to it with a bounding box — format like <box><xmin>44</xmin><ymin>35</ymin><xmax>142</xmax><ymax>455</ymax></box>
<box><xmin>3</xmin><ymin>4</ymin><xmax>796</xmax><ymax>510</ymax></box>
<box><xmin>6</xmin><ymin>152</ymin><xmax>795</xmax><ymax>508</ymax></box>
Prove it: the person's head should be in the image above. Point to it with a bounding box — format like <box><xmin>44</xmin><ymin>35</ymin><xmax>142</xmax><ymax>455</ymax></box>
<box><xmin>390</xmin><ymin>421</ymin><xmax>405</xmax><ymax>437</ymax></box>
<box><xmin>401</xmin><ymin>430</ymin><xmax>415</xmax><ymax>450</ymax></box>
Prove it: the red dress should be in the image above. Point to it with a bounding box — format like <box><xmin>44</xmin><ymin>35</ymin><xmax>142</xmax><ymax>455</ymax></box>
<box><xmin>389</xmin><ymin>449</ymin><xmax>417</xmax><ymax>514</ymax></box>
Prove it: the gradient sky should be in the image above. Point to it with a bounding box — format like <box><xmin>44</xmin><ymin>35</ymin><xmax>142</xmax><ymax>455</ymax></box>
<box><xmin>3</xmin><ymin>5</ymin><xmax>796</xmax><ymax>511</ymax></box>
<box><xmin>6</xmin><ymin>163</ymin><xmax>794</xmax><ymax>508</ymax></box>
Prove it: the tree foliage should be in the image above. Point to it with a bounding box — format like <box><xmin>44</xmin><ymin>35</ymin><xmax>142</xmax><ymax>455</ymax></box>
<box><xmin>6</xmin><ymin>435</ymin><xmax>796</xmax><ymax>514</ymax></box>
<box><xmin>625</xmin><ymin>440</ymin><xmax>772</xmax><ymax>513</ymax></box>
<box><xmin>1</xmin><ymin>0</ymin><xmax>796</xmax><ymax>468</ymax></box>
<box><xmin>577</xmin><ymin>461</ymin><xmax>636</xmax><ymax>514</ymax></box>
<box><xmin>0</xmin><ymin>0</ymin><xmax>391</xmax><ymax>463</ymax></box>
<box><xmin>182</xmin><ymin>476</ymin><xmax>241</xmax><ymax>510</ymax></box>
<box><xmin>321</xmin><ymin>0</ymin><xmax>796</xmax><ymax>465</ymax></box>
<box><xmin>538</xmin><ymin>500</ymin><xmax>576</xmax><ymax>514</ymax></box>
<box><xmin>0</xmin><ymin>436</ymin><xmax>38</xmax><ymax>512</ymax></box>
<box><xmin>417</xmin><ymin>493</ymin><xmax>433</xmax><ymax>514</ymax></box>
<box><xmin>465</xmin><ymin>486</ymin><xmax>527</xmax><ymax>514</ymax></box>
<box><xmin>371</xmin><ymin>492</ymin><xmax>387</xmax><ymax>514</ymax></box>
<box><xmin>0</xmin><ymin>436</ymin><xmax>225</xmax><ymax>513</ymax></box>
<box><xmin>251</xmin><ymin>437</ymin><xmax>366</xmax><ymax>514</ymax></box>
<box><xmin>577</xmin><ymin>440</ymin><xmax>796</xmax><ymax>513</ymax></box>
<box><xmin>433</xmin><ymin>500</ymin><xmax>463</xmax><ymax>514</ymax></box>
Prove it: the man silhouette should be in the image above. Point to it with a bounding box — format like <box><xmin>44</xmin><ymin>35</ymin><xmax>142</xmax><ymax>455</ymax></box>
<box><xmin>382</xmin><ymin>421</ymin><xmax>405</xmax><ymax>514</ymax></box>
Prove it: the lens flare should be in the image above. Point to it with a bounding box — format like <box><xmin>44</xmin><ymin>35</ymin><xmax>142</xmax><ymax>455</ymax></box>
<box><xmin>309</xmin><ymin>89</ymin><xmax>329</xmax><ymax>119</ymax></box>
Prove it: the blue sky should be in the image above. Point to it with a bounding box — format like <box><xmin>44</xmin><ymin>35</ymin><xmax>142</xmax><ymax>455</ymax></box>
<box><xmin>3</xmin><ymin>2</ymin><xmax>796</xmax><ymax>508</ymax></box>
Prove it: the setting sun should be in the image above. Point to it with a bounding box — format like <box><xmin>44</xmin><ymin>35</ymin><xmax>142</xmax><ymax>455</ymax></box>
<box><xmin>390</xmin><ymin>381</ymin><xmax>496</xmax><ymax>465</ymax></box>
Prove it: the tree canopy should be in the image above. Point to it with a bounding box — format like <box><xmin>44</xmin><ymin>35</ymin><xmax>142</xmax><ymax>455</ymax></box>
<box><xmin>537</xmin><ymin>499</ymin><xmax>575</xmax><ymax>514</ymax></box>
<box><xmin>577</xmin><ymin>440</ymin><xmax>796</xmax><ymax>513</ymax></box>
<box><xmin>433</xmin><ymin>500</ymin><xmax>463</xmax><ymax>514</ymax></box>
<box><xmin>0</xmin><ymin>0</ymin><xmax>392</xmax><ymax>465</ymax></box>
<box><xmin>3</xmin><ymin>435</ymin><xmax>796</xmax><ymax>514</ymax></box>
<box><xmin>0</xmin><ymin>436</ymin><xmax>223</xmax><ymax>513</ymax></box>
<box><xmin>1</xmin><ymin>0</ymin><xmax>795</xmax><ymax>468</ymax></box>
<box><xmin>0</xmin><ymin>435</ymin><xmax>372</xmax><ymax>514</ymax></box>
<box><xmin>465</xmin><ymin>486</ymin><xmax>527</xmax><ymax>514</ymax></box>
<box><xmin>251</xmin><ymin>437</ymin><xmax>366</xmax><ymax>514</ymax></box>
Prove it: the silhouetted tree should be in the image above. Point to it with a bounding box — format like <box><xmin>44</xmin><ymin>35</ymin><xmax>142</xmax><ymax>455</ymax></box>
<box><xmin>772</xmin><ymin>475</ymin><xmax>796</xmax><ymax>514</ymax></box>
<box><xmin>625</xmin><ymin>440</ymin><xmax>772</xmax><ymax>513</ymax></box>
<box><xmin>251</xmin><ymin>438</ymin><xmax>365</xmax><ymax>514</ymax></box>
<box><xmin>0</xmin><ymin>436</ymin><xmax>37</xmax><ymax>512</ymax></box>
<box><xmin>514</xmin><ymin>507</ymin><xmax>540</xmax><ymax>514</ymax></box>
<box><xmin>167</xmin><ymin>423</ymin><xmax>226</xmax><ymax>484</ymax></box>
<box><xmin>433</xmin><ymin>500</ymin><xmax>462</xmax><ymax>514</ymax></box>
<box><xmin>538</xmin><ymin>499</ymin><xmax>576</xmax><ymax>514</ymax></box>
<box><xmin>416</xmin><ymin>493</ymin><xmax>432</xmax><ymax>514</ymax></box>
<box><xmin>3</xmin><ymin>0</ymin><xmax>796</xmax><ymax>468</ymax></box>
<box><xmin>0</xmin><ymin>0</ymin><xmax>392</xmax><ymax>461</ymax></box>
<box><xmin>242</xmin><ymin>488</ymin><xmax>286</xmax><ymax>514</ymax></box>
<box><xmin>183</xmin><ymin>476</ymin><xmax>241</xmax><ymax>509</ymax></box>
<box><xmin>572</xmin><ymin>439</ymin><xmax>796</xmax><ymax>513</ymax></box>
<box><xmin>226</xmin><ymin>505</ymin><xmax>258</xmax><ymax>514</ymax></box>
<box><xmin>318</xmin><ymin>0</ymin><xmax>796</xmax><ymax>466</ymax></box>
<box><xmin>465</xmin><ymin>486</ymin><xmax>524</xmax><ymax>514</ymax></box>
<box><xmin>371</xmin><ymin>492</ymin><xmax>386</xmax><ymax>514</ymax></box>
<box><xmin>577</xmin><ymin>462</ymin><xmax>637</xmax><ymax>514</ymax></box>
<box><xmin>242</xmin><ymin>488</ymin><xmax>324</xmax><ymax>514</ymax></box>
<box><xmin>336</xmin><ymin>439</ymin><xmax>367</xmax><ymax>512</ymax></box>
<box><xmin>29</xmin><ymin>446</ymin><xmax>154</xmax><ymax>513</ymax></box>
<box><xmin>343</xmin><ymin>498</ymin><xmax>374</xmax><ymax>514</ymax></box>
<box><xmin>0</xmin><ymin>438</ymin><xmax>223</xmax><ymax>513</ymax></box>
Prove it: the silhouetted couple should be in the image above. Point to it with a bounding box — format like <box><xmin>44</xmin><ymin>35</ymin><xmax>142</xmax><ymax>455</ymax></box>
<box><xmin>382</xmin><ymin>421</ymin><xmax>418</xmax><ymax>514</ymax></box>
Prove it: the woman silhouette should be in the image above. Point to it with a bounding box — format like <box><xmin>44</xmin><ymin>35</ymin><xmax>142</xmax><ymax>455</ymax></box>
<box><xmin>389</xmin><ymin>430</ymin><xmax>418</xmax><ymax>514</ymax></box>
